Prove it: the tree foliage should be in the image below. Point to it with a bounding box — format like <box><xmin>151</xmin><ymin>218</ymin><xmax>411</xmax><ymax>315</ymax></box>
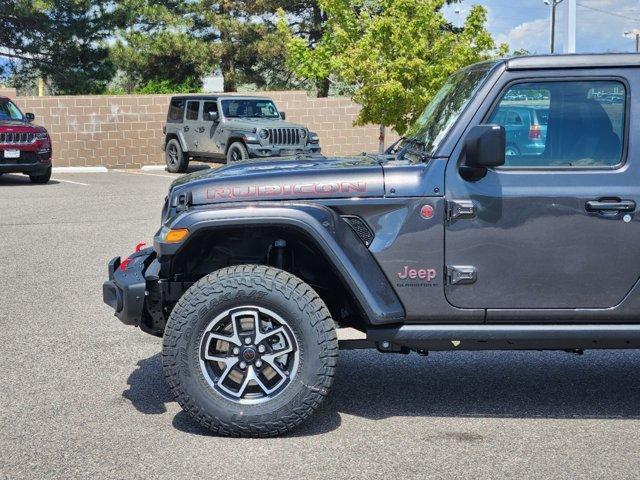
<box><xmin>280</xmin><ymin>0</ymin><xmax>508</xmax><ymax>134</ymax></box>
<box><xmin>112</xmin><ymin>0</ymin><xmax>300</xmax><ymax>93</ymax></box>
<box><xmin>0</xmin><ymin>0</ymin><xmax>116</xmax><ymax>94</ymax></box>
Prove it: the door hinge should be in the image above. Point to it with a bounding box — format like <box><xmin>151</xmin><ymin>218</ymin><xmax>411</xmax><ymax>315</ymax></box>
<box><xmin>447</xmin><ymin>266</ymin><xmax>477</xmax><ymax>285</ymax></box>
<box><xmin>446</xmin><ymin>200</ymin><xmax>476</xmax><ymax>221</ymax></box>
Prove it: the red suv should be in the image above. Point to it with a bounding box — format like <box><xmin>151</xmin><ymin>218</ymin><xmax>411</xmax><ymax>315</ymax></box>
<box><xmin>0</xmin><ymin>97</ymin><xmax>51</xmax><ymax>183</ymax></box>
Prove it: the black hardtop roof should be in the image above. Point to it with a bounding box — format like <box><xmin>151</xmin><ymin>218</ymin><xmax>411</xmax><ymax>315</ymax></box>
<box><xmin>170</xmin><ymin>94</ymin><xmax>272</xmax><ymax>101</ymax></box>
<box><xmin>504</xmin><ymin>53</ymin><xmax>640</xmax><ymax>70</ymax></box>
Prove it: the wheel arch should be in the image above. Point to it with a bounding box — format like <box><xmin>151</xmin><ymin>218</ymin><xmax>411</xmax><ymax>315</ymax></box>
<box><xmin>225</xmin><ymin>136</ymin><xmax>248</xmax><ymax>155</ymax></box>
<box><xmin>156</xmin><ymin>204</ymin><xmax>405</xmax><ymax>327</ymax></box>
<box><xmin>165</xmin><ymin>132</ymin><xmax>188</xmax><ymax>152</ymax></box>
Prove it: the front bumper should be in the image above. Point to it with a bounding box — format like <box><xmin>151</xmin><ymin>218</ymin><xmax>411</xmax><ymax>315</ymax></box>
<box><xmin>0</xmin><ymin>149</ymin><xmax>51</xmax><ymax>174</ymax></box>
<box><xmin>103</xmin><ymin>247</ymin><xmax>155</xmax><ymax>326</ymax></box>
<box><xmin>246</xmin><ymin>143</ymin><xmax>321</xmax><ymax>158</ymax></box>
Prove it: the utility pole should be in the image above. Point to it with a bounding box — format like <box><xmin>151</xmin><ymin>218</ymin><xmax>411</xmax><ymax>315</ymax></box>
<box><xmin>624</xmin><ymin>30</ymin><xmax>640</xmax><ymax>53</ymax></box>
<box><xmin>543</xmin><ymin>0</ymin><xmax>564</xmax><ymax>54</ymax></box>
<box><xmin>565</xmin><ymin>0</ymin><xmax>576</xmax><ymax>53</ymax></box>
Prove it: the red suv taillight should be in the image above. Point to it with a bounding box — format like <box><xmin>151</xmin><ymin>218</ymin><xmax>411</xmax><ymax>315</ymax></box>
<box><xmin>528</xmin><ymin>124</ymin><xmax>541</xmax><ymax>140</ymax></box>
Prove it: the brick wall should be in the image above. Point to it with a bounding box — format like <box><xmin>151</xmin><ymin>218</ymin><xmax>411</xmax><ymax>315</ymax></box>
<box><xmin>8</xmin><ymin>90</ymin><xmax>398</xmax><ymax>169</ymax></box>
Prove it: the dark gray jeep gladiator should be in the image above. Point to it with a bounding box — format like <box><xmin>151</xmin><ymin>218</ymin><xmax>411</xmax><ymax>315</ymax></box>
<box><xmin>104</xmin><ymin>54</ymin><xmax>640</xmax><ymax>436</ymax></box>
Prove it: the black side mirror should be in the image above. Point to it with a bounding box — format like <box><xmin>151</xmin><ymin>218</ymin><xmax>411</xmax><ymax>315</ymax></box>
<box><xmin>25</xmin><ymin>112</ymin><xmax>35</xmax><ymax>122</ymax></box>
<box><xmin>460</xmin><ymin>124</ymin><xmax>505</xmax><ymax>180</ymax></box>
<box><xmin>280</xmin><ymin>111</ymin><xmax>286</xmax><ymax>120</ymax></box>
<box><xmin>204</xmin><ymin>111</ymin><xmax>219</xmax><ymax>122</ymax></box>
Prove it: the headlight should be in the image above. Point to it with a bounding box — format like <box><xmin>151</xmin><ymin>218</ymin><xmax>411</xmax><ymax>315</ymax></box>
<box><xmin>299</xmin><ymin>128</ymin><xmax>307</xmax><ymax>139</ymax></box>
<box><xmin>259</xmin><ymin>128</ymin><xmax>269</xmax><ymax>140</ymax></box>
<box><xmin>243</xmin><ymin>133</ymin><xmax>259</xmax><ymax>143</ymax></box>
<box><xmin>309</xmin><ymin>133</ymin><xmax>320</xmax><ymax>142</ymax></box>
<box><xmin>35</xmin><ymin>132</ymin><xmax>48</xmax><ymax>140</ymax></box>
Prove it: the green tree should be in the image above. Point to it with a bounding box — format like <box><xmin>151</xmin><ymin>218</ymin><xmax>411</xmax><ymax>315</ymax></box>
<box><xmin>0</xmin><ymin>0</ymin><xmax>117</xmax><ymax>94</ymax></box>
<box><xmin>280</xmin><ymin>0</ymin><xmax>507</xmax><ymax>138</ymax></box>
<box><xmin>113</xmin><ymin>0</ymin><xmax>296</xmax><ymax>93</ymax></box>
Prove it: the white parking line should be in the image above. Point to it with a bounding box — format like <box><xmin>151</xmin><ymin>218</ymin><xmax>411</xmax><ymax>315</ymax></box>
<box><xmin>112</xmin><ymin>169</ymin><xmax>175</xmax><ymax>179</ymax></box>
<box><xmin>52</xmin><ymin>178</ymin><xmax>90</xmax><ymax>186</ymax></box>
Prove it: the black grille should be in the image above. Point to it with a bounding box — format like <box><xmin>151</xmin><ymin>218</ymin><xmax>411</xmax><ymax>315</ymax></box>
<box><xmin>268</xmin><ymin>128</ymin><xmax>301</xmax><ymax>146</ymax></box>
<box><xmin>0</xmin><ymin>132</ymin><xmax>36</xmax><ymax>144</ymax></box>
<box><xmin>342</xmin><ymin>215</ymin><xmax>374</xmax><ymax>247</ymax></box>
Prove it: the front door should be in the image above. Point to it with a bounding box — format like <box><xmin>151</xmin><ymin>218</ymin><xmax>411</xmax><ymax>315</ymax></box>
<box><xmin>200</xmin><ymin>100</ymin><xmax>222</xmax><ymax>157</ymax></box>
<box><xmin>445</xmin><ymin>77</ymin><xmax>640</xmax><ymax>310</ymax></box>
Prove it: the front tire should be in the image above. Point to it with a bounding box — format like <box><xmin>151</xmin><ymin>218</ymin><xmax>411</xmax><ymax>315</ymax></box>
<box><xmin>29</xmin><ymin>166</ymin><xmax>51</xmax><ymax>184</ymax></box>
<box><xmin>162</xmin><ymin>265</ymin><xmax>338</xmax><ymax>437</ymax></box>
<box><xmin>165</xmin><ymin>138</ymin><xmax>189</xmax><ymax>173</ymax></box>
<box><xmin>226</xmin><ymin>142</ymin><xmax>249</xmax><ymax>163</ymax></box>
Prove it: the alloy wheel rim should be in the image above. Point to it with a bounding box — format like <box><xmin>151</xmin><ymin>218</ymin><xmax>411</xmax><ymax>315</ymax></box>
<box><xmin>168</xmin><ymin>145</ymin><xmax>178</xmax><ymax>165</ymax></box>
<box><xmin>199</xmin><ymin>306</ymin><xmax>299</xmax><ymax>404</ymax></box>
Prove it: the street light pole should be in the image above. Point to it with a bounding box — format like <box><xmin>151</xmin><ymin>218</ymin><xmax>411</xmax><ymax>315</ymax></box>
<box><xmin>544</xmin><ymin>0</ymin><xmax>565</xmax><ymax>54</ymax></box>
<box><xmin>623</xmin><ymin>30</ymin><xmax>640</xmax><ymax>53</ymax></box>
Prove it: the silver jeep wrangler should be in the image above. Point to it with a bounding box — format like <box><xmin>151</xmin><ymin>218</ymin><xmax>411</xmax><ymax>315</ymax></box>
<box><xmin>162</xmin><ymin>95</ymin><xmax>321</xmax><ymax>172</ymax></box>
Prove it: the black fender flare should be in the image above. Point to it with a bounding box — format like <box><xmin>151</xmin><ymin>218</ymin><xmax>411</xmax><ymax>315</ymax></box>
<box><xmin>154</xmin><ymin>203</ymin><xmax>405</xmax><ymax>325</ymax></box>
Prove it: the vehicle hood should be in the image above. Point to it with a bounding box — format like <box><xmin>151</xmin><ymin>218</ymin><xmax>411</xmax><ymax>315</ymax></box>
<box><xmin>224</xmin><ymin>118</ymin><xmax>306</xmax><ymax>131</ymax></box>
<box><xmin>0</xmin><ymin>120</ymin><xmax>45</xmax><ymax>132</ymax></box>
<box><xmin>170</xmin><ymin>156</ymin><xmax>386</xmax><ymax>205</ymax></box>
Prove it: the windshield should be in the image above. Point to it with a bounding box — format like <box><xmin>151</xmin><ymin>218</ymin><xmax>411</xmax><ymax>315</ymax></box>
<box><xmin>0</xmin><ymin>100</ymin><xmax>24</xmax><ymax>121</ymax></box>
<box><xmin>221</xmin><ymin>99</ymin><xmax>280</xmax><ymax>118</ymax></box>
<box><xmin>402</xmin><ymin>62</ymin><xmax>496</xmax><ymax>157</ymax></box>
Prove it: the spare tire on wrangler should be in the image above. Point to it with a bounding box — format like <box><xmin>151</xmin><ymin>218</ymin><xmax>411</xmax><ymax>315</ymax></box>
<box><xmin>162</xmin><ymin>265</ymin><xmax>338</xmax><ymax>437</ymax></box>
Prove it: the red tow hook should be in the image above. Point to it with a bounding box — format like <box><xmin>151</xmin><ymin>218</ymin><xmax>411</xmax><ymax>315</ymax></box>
<box><xmin>119</xmin><ymin>243</ymin><xmax>147</xmax><ymax>271</ymax></box>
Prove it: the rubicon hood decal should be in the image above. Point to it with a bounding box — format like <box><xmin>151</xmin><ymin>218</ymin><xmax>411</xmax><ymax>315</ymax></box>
<box><xmin>174</xmin><ymin>156</ymin><xmax>386</xmax><ymax>204</ymax></box>
<box><xmin>206</xmin><ymin>181</ymin><xmax>367</xmax><ymax>200</ymax></box>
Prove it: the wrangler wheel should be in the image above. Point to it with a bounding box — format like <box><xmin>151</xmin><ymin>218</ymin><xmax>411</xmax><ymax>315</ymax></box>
<box><xmin>162</xmin><ymin>265</ymin><xmax>338</xmax><ymax>437</ymax></box>
<box><xmin>165</xmin><ymin>138</ymin><xmax>189</xmax><ymax>173</ymax></box>
<box><xmin>226</xmin><ymin>142</ymin><xmax>249</xmax><ymax>162</ymax></box>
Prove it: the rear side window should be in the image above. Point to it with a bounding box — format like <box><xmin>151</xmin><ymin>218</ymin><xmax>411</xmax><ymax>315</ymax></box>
<box><xmin>167</xmin><ymin>99</ymin><xmax>185</xmax><ymax>123</ymax></box>
<box><xmin>186</xmin><ymin>101</ymin><xmax>200</xmax><ymax>121</ymax></box>
<box><xmin>488</xmin><ymin>80</ymin><xmax>625</xmax><ymax>168</ymax></box>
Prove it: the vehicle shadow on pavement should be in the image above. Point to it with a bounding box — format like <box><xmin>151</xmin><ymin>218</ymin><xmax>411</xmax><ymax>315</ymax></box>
<box><xmin>124</xmin><ymin>349</ymin><xmax>640</xmax><ymax>437</ymax></box>
<box><xmin>122</xmin><ymin>353</ymin><xmax>342</xmax><ymax>437</ymax></box>
<box><xmin>0</xmin><ymin>174</ymin><xmax>60</xmax><ymax>186</ymax></box>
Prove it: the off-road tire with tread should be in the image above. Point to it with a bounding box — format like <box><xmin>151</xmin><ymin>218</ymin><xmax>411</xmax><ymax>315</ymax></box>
<box><xmin>165</xmin><ymin>138</ymin><xmax>189</xmax><ymax>173</ymax></box>
<box><xmin>162</xmin><ymin>265</ymin><xmax>338</xmax><ymax>437</ymax></box>
<box><xmin>226</xmin><ymin>141</ymin><xmax>249</xmax><ymax>163</ymax></box>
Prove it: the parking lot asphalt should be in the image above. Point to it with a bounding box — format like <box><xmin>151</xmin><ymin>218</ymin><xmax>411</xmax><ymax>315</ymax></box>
<box><xmin>2</xmin><ymin>168</ymin><xmax>640</xmax><ymax>479</ymax></box>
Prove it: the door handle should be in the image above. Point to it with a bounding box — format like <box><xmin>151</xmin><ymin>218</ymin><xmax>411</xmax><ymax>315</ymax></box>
<box><xmin>183</xmin><ymin>126</ymin><xmax>190</xmax><ymax>132</ymax></box>
<box><xmin>585</xmin><ymin>198</ymin><xmax>636</xmax><ymax>213</ymax></box>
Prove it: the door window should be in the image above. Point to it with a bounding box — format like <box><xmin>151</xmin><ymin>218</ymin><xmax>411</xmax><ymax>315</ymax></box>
<box><xmin>186</xmin><ymin>101</ymin><xmax>200</xmax><ymax>121</ymax></box>
<box><xmin>203</xmin><ymin>101</ymin><xmax>218</xmax><ymax>122</ymax></box>
<box><xmin>488</xmin><ymin>80</ymin><xmax>625</xmax><ymax>167</ymax></box>
<box><xmin>167</xmin><ymin>99</ymin><xmax>185</xmax><ymax>123</ymax></box>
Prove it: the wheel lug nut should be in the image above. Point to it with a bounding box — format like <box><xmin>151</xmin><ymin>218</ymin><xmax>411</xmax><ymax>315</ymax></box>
<box><xmin>258</xmin><ymin>345</ymin><xmax>266</xmax><ymax>353</ymax></box>
<box><xmin>239</xmin><ymin>361</ymin><xmax>247</xmax><ymax>369</ymax></box>
<box><xmin>255</xmin><ymin>360</ymin><xmax>263</xmax><ymax>368</ymax></box>
<box><xmin>244</xmin><ymin>337</ymin><xmax>252</xmax><ymax>345</ymax></box>
<box><xmin>232</xmin><ymin>347</ymin><xmax>240</xmax><ymax>355</ymax></box>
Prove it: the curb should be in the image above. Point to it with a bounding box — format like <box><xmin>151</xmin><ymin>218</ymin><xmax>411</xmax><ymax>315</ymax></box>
<box><xmin>52</xmin><ymin>166</ymin><xmax>108</xmax><ymax>173</ymax></box>
<box><xmin>141</xmin><ymin>165</ymin><xmax>167</xmax><ymax>172</ymax></box>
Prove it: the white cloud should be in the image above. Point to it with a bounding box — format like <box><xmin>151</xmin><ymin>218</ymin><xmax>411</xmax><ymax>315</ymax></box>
<box><xmin>502</xmin><ymin>18</ymin><xmax>550</xmax><ymax>54</ymax></box>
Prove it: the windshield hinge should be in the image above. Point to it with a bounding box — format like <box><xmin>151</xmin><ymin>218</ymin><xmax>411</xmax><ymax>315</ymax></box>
<box><xmin>446</xmin><ymin>200</ymin><xmax>476</xmax><ymax>221</ymax></box>
<box><xmin>174</xmin><ymin>192</ymin><xmax>192</xmax><ymax>212</ymax></box>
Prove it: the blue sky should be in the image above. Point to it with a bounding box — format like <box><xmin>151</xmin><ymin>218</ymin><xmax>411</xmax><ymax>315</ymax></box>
<box><xmin>442</xmin><ymin>0</ymin><xmax>640</xmax><ymax>54</ymax></box>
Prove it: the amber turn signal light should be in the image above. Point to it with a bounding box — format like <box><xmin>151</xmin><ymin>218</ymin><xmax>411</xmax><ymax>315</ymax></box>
<box><xmin>164</xmin><ymin>228</ymin><xmax>189</xmax><ymax>243</ymax></box>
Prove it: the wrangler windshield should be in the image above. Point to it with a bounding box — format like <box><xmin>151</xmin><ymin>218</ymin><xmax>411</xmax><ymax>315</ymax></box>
<box><xmin>402</xmin><ymin>62</ymin><xmax>496</xmax><ymax>157</ymax></box>
<box><xmin>221</xmin><ymin>99</ymin><xmax>280</xmax><ymax>118</ymax></box>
